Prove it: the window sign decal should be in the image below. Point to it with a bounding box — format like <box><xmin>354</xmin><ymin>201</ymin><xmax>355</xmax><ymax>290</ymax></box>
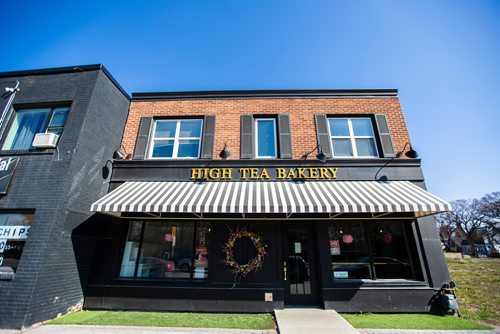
<box><xmin>0</xmin><ymin>156</ymin><xmax>20</xmax><ymax>194</ymax></box>
<box><xmin>0</xmin><ymin>239</ymin><xmax>6</xmax><ymax>253</ymax></box>
<box><xmin>0</xmin><ymin>225</ymin><xmax>30</xmax><ymax>239</ymax></box>
<box><xmin>0</xmin><ymin>213</ymin><xmax>33</xmax><ymax>281</ymax></box>
<box><xmin>294</xmin><ymin>242</ymin><xmax>302</xmax><ymax>254</ymax></box>
<box><xmin>330</xmin><ymin>240</ymin><xmax>340</xmax><ymax>255</ymax></box>
<box><xmin>334</xmin><ymin>271</ymin><xmax>349</xmax><ymax>279</ymax></box>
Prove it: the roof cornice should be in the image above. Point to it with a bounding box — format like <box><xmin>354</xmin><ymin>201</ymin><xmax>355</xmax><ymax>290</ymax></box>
<box><xmin>132</xmin><ymin>89</ymin><xmax>398</xmax><ymax>101</ymax></box>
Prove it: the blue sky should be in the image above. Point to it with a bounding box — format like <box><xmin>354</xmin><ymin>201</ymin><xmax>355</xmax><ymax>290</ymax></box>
<box><xmin>1</xmin><ymin>0</ymin><xmax>499</xmax><ymax>201</ymax></box>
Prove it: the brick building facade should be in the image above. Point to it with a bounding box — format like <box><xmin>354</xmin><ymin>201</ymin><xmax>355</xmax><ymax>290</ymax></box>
<box><xmin>88</xmin><ymin>89</ymin><xmax>452</xmax><ymax>314</ymax></box>
<box><xmin>123</xmin><ymin>95</ymin><xmax>410</xmax><ymax>160</ymax></box>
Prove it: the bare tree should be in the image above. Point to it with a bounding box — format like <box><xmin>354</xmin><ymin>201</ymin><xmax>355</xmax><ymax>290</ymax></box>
<box><xmin>436</xmin><ymin>212</ymin><xmax>459</xmax><ymax>251</ymax></box>
<box><xmin>436</xmin><ymin>192</ymin><xmax>500</xmax><ymax>256</ymax></box>
<box><xmin>477</xmin><ymin>192</ymin><xmax>500</xmax><ymax>245</ymax></box>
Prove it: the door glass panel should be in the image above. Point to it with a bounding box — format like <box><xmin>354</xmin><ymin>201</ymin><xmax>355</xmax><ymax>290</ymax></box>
<box><xmin>287</xmin><ymin>228</ymin><xmax>311</xmax><ymax>295</ymax></box>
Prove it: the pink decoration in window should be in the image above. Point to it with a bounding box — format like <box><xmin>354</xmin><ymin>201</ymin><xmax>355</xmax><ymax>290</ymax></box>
<box><xmin>342</xmin><ymin>234</ymin><xmax>353</xmax><ymax>244</ymax></box>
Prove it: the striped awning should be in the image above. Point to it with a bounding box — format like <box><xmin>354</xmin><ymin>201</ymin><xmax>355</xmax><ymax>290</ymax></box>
<box><xmin>91</xmin><ymin>181</ymin><xmax>450</xmax><ymax>217</ymax></box>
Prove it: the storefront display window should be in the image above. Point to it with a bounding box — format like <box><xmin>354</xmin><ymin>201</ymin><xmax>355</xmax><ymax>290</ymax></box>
<box><xmin>120</xmin><ymin>221</ymin><xmax>209</xmax><ymax>280</ymax></box>
<box><xmin>0</xmin><ymin>213</ymin><xmax>33</xmax><ymax>280</ymax></box>
<box><xmin>328</xmin><ymin>221</ymin><xmax>416</xmax><ymax>280</ymax></box>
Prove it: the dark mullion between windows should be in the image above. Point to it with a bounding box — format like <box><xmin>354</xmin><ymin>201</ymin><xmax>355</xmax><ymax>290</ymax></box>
<box><xmin>364</xmin><ymin>222</ymin><xmax>377</xmax><ymax>280</ymax></box>
<box><xmin>133</xmin><ymin>221</ymin><xmax>146</xmax><ymax>279</ymax></box>
<box><xmin>402</xmin><ymin>223</ymin><xmax>417</xmax><ymax>280</ymax></box>
<box><xmin>189</xmin><ymin>222</ymin><xmax>198</xmax><ymax>280</ymax></box>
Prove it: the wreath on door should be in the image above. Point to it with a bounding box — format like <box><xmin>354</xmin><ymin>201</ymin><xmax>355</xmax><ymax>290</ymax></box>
<box><xmin>223</xmin><ymin>227</ymin><xmax>268</xmax><ymax>279</ymax></box>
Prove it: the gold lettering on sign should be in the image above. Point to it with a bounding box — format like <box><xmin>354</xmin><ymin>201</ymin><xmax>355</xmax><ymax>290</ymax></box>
<box><xmin>249</xmin><ymin>168</ymin><xmax>259</xmax><ymax>179</ymax></box>
<box><xmin>221</xmin><ymin>168</ymin><xmax>232</xmax><ymax>179</ymax></box>
<box><xmin>297</xmin><ymin>168</ymin><xmax>307</xmax><ymax>179</ymax></box>
<box><xmin>276</xmin><ymin>168</ymin><xmax>286</xmax><ymax>179</ymax></box>
<box><xmin>328</xmin><ymin>168</ymin><xmax>339</xmax><ymax>178</ymax></box>
<box><xmin>240</xmin><ymin>168</ymin><xmax>249</xmax><ymax>179</ymax></box>
<box><xmin>190</xmin><ymin>167</ymin><xmax>339</xmax><ymax>180</ymax></box>
<box><xmin>208</xmin><ymin>169</ymin><xmax>220</xmax><ymax>179</ymax></box>
<box><xmin>191</xmin><ymin>168</ymin><xmax>203</xmax><ymax>179</ymax></box>
<box><xmin>319</xmin><ymin>168</ymin><xmax>329</xmax><ymax>179</ymax></box>
<box><xmin>287</xmin><ymin>169</ymin><xmax>297</xmax><ymax>179</ymax></box>
<box><xmin>260</xmin><ymin>168</ymin><xmax>270</xmax><ymax>179</ymax></box>
<box><xmin>309</xmin><ymin>168</ymin><xmax>319</xmax><ymax>178</ymax></box>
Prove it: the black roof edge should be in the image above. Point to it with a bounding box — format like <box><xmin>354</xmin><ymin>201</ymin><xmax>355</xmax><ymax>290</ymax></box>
<box><xmin>0</xmin><ymin>64</ymin><xmax>130</xmax><ymax>100</ymax></box>
<box><xmin>132</xmin><ymin>89</ymin><xmax>398</xmax><ymax>101</ymax></box>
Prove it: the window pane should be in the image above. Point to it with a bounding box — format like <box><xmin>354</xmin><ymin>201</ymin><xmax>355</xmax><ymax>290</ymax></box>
<box><xmin>155</xmin><ymin>121</ymin><xmax>177</xmax><ymax>138</ymax></box>
<box><xmin>355</xmin><ymin>138</ymin><xmax>377</xmax><ymax>157</ymax></box>
<box><xmin>2</xmin><ymin>109</ymin><xmax>51</xmax><ymax>150</ymax></box>
<box><xmin>256</xmin><ymin>120</ymin><xmax>276</xmax><ymax>157</ymax></box>
<box><xmin>366</xmin><ymin>222</ymin><xmax>413</xmax><ymax>279</ymax></box>
<box><xmin>351</xmin><ymin>119</ymin><xmax>374</xmax><ymax>136</ymax></box>
<box><xmin>332</xmin><ymin>139</ymin><xmax>353</xmax><ymax>156</ymax></box>
<box><xmin>0</xmin><ymin>213</ymin><xmax>33</xmax><ymax>276</ymax></box>
<box><xmin>179</xmin><ymin>120</ymin><xmax>202</xmax><ymax>138</ymax></box>
<box><xmin>329</xmin><ymin>119</ymin><xmax>350</xmax><ymax>136</ymax></box>
<box><xmin>193</xmin><ymin>223</ymin><xmax>210</xmax><ymax>279</ymax></box>
<box><xmin>46</xmin><ymin>128</ymin><xmax>64</xmax><ymax>136</ymax></box>
<box><xmin>177</xmin><ymin>140</ymin><xmax>200</xmax><ymax>158</ymax></box>
<box><xmin>120</xmin><ymin>222</ymin><xmax>143</xmax><ymax>277</ymax></box>
<box><xmin>329</xmin><ymin>222</ymin><xmax>371</xmax><ymax>279</ymax></box>
<box><xmin>151</xmin><ymin>140</ymin><xmax>174</xmax><ymax>158</ymax></box>
<box><xmin>137</xmin><ymin>222</ymin><xmax>194</xmax><ymax>279</ymax></box>
<box><xmin>48</xmin><ymin>108</ymin><xmax>69</xmax><ymax>128</ymax></box>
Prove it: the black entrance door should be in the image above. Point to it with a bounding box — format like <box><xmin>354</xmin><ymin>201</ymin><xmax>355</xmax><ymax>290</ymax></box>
<box><xmin>283</xmin><ymin>225</ymin><xmax>319</xmax><ymax>306</ymax></box>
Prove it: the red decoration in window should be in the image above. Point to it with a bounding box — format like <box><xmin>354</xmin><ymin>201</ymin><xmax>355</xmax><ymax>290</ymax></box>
<box><xmin>342</xmin><ymin>234</ymin><xmax>353</xmax><ymax>244</ymax></box>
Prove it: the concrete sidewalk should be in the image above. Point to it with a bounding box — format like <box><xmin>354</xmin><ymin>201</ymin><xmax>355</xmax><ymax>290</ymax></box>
<box><xmin>275</xmin><ymin>308</ymin><xmax>359</xmax><ymax>334</ymax></box>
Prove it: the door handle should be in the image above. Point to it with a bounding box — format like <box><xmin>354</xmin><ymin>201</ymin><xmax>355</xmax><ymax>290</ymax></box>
<box><xmin>283</xmin><ymin>261</ymin><xmax>287</xmax><ymax>281</ymax></box>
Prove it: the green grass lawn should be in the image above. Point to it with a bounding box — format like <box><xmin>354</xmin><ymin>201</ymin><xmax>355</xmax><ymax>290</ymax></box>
<box><xmin>48</xmin><ymin>310</ymin><xmax>276</xmax><ymax>330</ymax></box>
<box><xmin>342</xmin><ymin>313</ymin><xmax>492</xmax><ymax>330</ymax></box>
<box><xmin>447</xmin><ymin>257</ymin><xmax>500</xmax><ymax>326</ymax></box>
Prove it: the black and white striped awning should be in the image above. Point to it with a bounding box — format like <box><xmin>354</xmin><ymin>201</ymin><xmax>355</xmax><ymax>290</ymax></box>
<box><xmin>91</xmin><ymin>181</ymin><xmax>450</xmax><ymax>217</ymax></box>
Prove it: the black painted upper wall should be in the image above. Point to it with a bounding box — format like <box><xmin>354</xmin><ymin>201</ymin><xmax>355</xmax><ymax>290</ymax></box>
<box><xmin>0</xmin><ymin>67</ymin><xmax>130</xmax><ymax>329</ymax></box>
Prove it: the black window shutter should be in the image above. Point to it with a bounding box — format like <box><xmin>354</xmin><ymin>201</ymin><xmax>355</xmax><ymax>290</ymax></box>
<box><xmin>133</xmin><ymin>117</ymin><xmax>153</xmax><ymax>160</ymax></box>
<box><xmin>314</xmin><ymin>114</ymin><xmax>332</xmax><ymax>159</ymax></box>
<box><xmin>240</xmin><ymin>114</ymin><xmax>254</xmax><ymax>159</ymax></box>
<box><xmin>278</xmin><ymin>114</ymin><xmax>293</xmax><ymax>159</ymax></box>
<box><xmin>200</xmin><ymin>115</ymin><xmax>215</xmax><ymax>159</ymax></box>
<box><xmin>374</xmin><ymin>114</ymin><xmax>396</xmax><ymax>157</ymax></box>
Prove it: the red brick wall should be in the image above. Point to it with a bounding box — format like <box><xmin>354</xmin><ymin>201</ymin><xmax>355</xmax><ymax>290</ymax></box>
<box><xmin>122</xmin><ymin>97</ymin><xmax>411</xmax><ymax>159</ymax></box>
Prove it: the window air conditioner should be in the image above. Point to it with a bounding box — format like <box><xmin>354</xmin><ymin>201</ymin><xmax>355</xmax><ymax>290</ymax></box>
<box><xmin>32</xmin><ymin>133</ymin><xmax>59</xmax><ymax>148</ymax></box>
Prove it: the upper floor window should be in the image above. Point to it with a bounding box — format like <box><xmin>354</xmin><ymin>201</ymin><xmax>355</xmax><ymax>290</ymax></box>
<box><xmin>2</xmin><ymin>107</ymin><xmax>69</xmax><ymax>151</ymax></box>
<box><xmin>328</xmin><ymin>118</ymin><xmax>378</xmax><ymax>158</ymax></box>
<box><xmin>255</xmin><ymin>118</ymin><xmax>277</xmax><ymax>158</ymax></box>
<box><xmin>148</xmin><ymin>119</ymin><xmax>202</xmax><ymax>159</ymax></box>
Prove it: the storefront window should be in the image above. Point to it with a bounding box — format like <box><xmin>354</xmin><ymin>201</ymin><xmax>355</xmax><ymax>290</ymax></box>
<box><xmin>328</xmin><ymin>221</ymin><xmax>416</xmax><ymax>281</ymax></box>
<box><xmin>366</xmin><ymin>222</ymin><xmax>413</xmax><ymax>279</ymax></box>
<box><xmin>0</xmin><ymin>213</ymin><xmax>33</xmax><ymax>280</ymax></box>
<box><xmin>119</xmin><ymin>221</ymin><xmax>209</xmax><ymax>280</ymax></box>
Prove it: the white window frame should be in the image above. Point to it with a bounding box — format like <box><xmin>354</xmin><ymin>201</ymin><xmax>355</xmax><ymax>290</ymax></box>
<box><xmin>255</xmin><ymin>118</ymin><xmax>278</xmax><ymax>159</ymax></box>
<box><xmin>147</xmin><ymin>119</ymin><xmax>203</xmax><ymax>159</ymax></box>
<box><xmin>327</xmin><ymin>117</ymin><xmax>379</xmax><ymax>158</ymax></box>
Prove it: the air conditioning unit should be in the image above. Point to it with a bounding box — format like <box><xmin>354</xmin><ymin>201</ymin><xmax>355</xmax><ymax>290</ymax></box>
<box><xmin>32</xmin><ymin>133</ymin><xmax>59</xmax><ymax>148</ymax></box>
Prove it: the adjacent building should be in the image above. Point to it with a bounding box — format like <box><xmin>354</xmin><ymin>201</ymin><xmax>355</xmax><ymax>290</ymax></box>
<box><xmin>0</xmin><ymin>65</ymin><xmax>130</xmax><ymax>329</ymax></box>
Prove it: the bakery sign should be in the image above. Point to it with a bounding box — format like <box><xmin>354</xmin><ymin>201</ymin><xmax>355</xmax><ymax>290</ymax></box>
<box><xmin>0</xmin><ymin>156</ymin><xmax>20</xmax><ymax>194</ymax></box>
<box><xmin>190</xmin><ymin>167</ymin><xmax>339</xmax><ymax>181</ymax></box>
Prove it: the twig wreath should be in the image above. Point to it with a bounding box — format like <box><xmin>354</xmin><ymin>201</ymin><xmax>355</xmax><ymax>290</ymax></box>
<box><xmin>223</xmin><ymin>226</ymin><xmax>268</xmax><ymax>279</ymax></box>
